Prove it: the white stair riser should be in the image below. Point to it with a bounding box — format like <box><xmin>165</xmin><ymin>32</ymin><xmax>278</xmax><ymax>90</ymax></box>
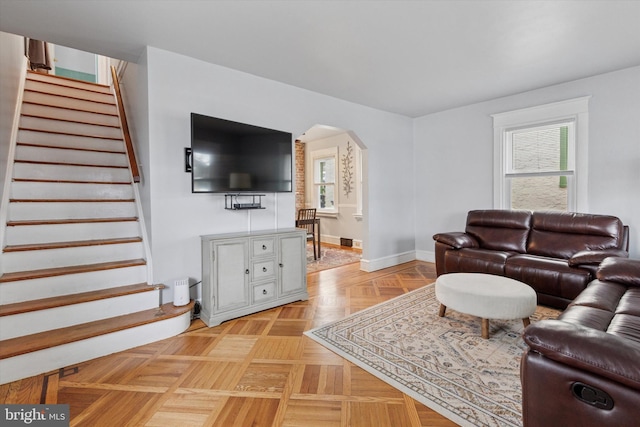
<box><xmin>17</xmin><ymin>129</ymin><xmax>124</xmax><ymax>152</ymax></box>
<box><xmin>3</xmin><ymin>242</ymin><xmax>144</xmax><ymax>273</ymax></box>
<box><xmin>0</xmin><ymin>312</ymin><xmax>191</xmax><ymax>385</ymax></box>
<box><xmin>13</xmin><ymin>162</ymin><xmax>131</xmax><ymax>183</ymax></box>
<box><xmin>0</xmin><ymin>265</ymin><xmax>147</xmax><ymax>304</ymax></box>
<box><xmin>22</xmin><ymin>91</ymin><xmax>117</xmax><ymax>115</ymax></box>
<box><xmin>11</xmin><ymin>181</ymin><xmax>133</xmax><ymax>200</ymax></box>
<box><xmin>21</xmin><ymin>103</ymin><xmax>120</xmax><ymax>127</ymax></box>
<box><xmin>8</xmin><ymin>201</ymin><xmax>137</xmax><ymax>221</ymax></box>
<box><xmin>15</xmin><ymin>145</ymin><xmax>129</xmax><ymax>167</ymax></box>
<box><xmin>5</xmin><ymin>221</ymin><xmax>141</xmax><ymax>246</ymax></box>
<box><xmin>20</xmin><ymin>116</ymin><xmax>123</xmax><ymax>140</ymax></box>
<box><xmin>27</xmin><ymin>73</ymin><xmax>112</xmax><ymax>94</ymax></box>
<box><xmin>0</xmin><ymin>290</ymin><xmax>160</xmax><ymax>340</ymax></box>
<box><xmin>25</xmin><ymin>80</ymin><xmax>114</xmax><ymax>104</ymax></box>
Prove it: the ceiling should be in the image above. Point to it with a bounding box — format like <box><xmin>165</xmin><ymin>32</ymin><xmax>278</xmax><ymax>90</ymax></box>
<box><xmin>1</xmin><ymin>0</ymin><xmax>639</xmax><ymax>118</ymax></box>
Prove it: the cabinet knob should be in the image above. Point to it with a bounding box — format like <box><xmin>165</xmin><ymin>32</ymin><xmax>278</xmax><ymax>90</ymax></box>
<box><xmin>262</xmin><ymin>267</ymin><xmax>267</xmax><ymax>272</ymax></box>
<box><xmin>262</xmin><ymin>244</ymin><xmax>267</xmax><ymax>250</ymax></box>
<box><xmin>279</xmin><ymin>263</ymin><xmax>283</xmax><ymax>267</ymax></box>
<box><xmin>263</xmin><ymin>289</ymin><xmax>267</xmax><ymax>295</ymax></box>
<box><xmin>245</xmin><ymin>269</ymin><xmax>250</xmax><ymax>274</ymax></box>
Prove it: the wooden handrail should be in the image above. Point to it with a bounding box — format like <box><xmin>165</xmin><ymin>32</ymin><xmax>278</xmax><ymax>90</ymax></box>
<box><xmin>110</xmin><ymin>65</ymin><xmax>140</xmax><ymax>183</ymax></box>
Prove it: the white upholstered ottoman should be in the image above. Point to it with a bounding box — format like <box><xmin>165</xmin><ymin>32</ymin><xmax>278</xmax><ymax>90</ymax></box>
<box><xmin>435</xmin><ymin>273</ymin><xmax>537</xmax><ymax>339</ymax></box>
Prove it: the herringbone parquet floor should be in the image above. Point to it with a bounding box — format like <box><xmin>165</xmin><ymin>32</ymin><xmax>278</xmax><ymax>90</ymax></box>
<box><xmin>1</xmin><ymin>261</ymin><xmax>457</xmax><ymax>426</ymax></box>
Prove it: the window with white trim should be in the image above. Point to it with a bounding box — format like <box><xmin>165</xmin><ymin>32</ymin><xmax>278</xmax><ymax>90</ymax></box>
<box><xmin>312</xmin><ymin>147</ymin><xmax>338</xmax><ymax>213</ymax></box>
<box><xmin>492</xmin><ymin>97</ymin><xmax>590</xmax><ymax>212</ymax></box>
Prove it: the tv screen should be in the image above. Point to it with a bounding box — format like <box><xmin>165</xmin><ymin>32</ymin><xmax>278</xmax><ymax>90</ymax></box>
<box><xmin>190</xmin><ymin>113</ymin><xmax>293</xmax><ymax>193</ymax></box>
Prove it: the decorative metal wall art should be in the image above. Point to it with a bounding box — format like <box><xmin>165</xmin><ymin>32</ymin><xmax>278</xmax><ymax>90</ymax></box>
<box><xmin>341</xmin><ymin>141</ymin><xmax>354</xmax><ymax>196</ymax></box>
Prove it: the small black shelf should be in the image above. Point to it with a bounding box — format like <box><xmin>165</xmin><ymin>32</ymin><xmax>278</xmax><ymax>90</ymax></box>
<box><xmin>225</xmin><ymin>194</ymin><xmax>266</xmax><ymax>210</ymax></box>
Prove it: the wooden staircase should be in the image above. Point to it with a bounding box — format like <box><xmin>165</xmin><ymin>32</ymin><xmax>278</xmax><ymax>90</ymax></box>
<box><xmin>0</xmin><ymin>71</ymin><xmax>192</xmax><ymax>384</ymax></box>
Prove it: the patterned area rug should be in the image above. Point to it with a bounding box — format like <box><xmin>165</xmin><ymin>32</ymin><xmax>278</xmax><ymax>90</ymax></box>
<box><xmin>306</xmin><ymin>243</ymin><xmax>361</xmax><ymax>273</ymax></box>
<box><xmin>305</xmin><ymin>283</ymin><xmax>560</xmax><ymax>427</ymax></box>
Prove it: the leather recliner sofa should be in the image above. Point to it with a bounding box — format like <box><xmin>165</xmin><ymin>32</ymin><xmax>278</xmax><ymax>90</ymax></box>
<box><xmin>433</xmin><ymin>210</ymin><xmax>629</xmax><ymax>309</ymax></box>
<box><xmin>521</xmin><ymin>257</ymin><xmax>640</xmax><ymax>427</ymax></box>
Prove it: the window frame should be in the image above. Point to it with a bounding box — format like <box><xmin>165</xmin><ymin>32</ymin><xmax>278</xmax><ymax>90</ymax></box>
<box><xmin>311</xmin><ymin>147</ymin><xmax>338</xmax><ymax>214</ymax></box>
<box><xmin>492</xmin><ymin>96</ymin><xmax>590</xmax><ymax>212</ymax></box>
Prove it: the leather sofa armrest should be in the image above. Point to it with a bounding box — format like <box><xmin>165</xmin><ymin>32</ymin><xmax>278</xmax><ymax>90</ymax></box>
<box><xmin>596</xmin><ymin>257</ymin><xmax>640</xmax><ymax>287</ymax></box>
<box><xmin>432</xmin><ymin>232</ymin><xmax>478</xmax><ymax>249</ymax></box>
<box><xmin>524</xmin><ymin>320</ymin><xmax>640</xmax><ymax>391</ymax></box>
<box><xmin>568</xmin><ymin>249</ymin><xmax>628</xmax><ymax>267</ymax></box>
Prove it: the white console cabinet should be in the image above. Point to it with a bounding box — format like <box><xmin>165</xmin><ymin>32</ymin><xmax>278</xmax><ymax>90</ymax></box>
<box><xmin>201</xmin><ymin>228</ymin><xmax>308</xmax><ymax>327</ymax></box>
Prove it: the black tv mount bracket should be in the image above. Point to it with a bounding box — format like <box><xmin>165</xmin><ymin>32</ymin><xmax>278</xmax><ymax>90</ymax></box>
<box><xmin>184</xmin><ymin>147</ymin><xmax>192</xmax><ymax>173</ymax></box>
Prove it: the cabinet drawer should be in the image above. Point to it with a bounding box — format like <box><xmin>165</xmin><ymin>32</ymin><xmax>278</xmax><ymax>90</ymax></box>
<box><xmin>253</xmin><ymin>282</ymin><xmax>276</xmax><ymax>303</ymax></box>
<box><xmin>253</xmin><ymin>259</ymin><xmax>276</xmax><ymax>280</ymax></box>
<box><xmin>252</xmin><ymin>238</ymin><xmax>275</xmax><ymax>257</ymax></box>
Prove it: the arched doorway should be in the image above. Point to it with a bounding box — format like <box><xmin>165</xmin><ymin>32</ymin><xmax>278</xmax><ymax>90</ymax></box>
<box><xmin>295</xmin><ymin>125</ymin><xmax>368</xmax><ymax>271</ymax></box>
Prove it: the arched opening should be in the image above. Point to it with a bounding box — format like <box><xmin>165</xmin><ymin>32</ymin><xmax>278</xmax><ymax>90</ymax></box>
<box><xmin>295</xmin><ymin>125</ymin><xmax>368</xmax><ymax>272</ymax></box>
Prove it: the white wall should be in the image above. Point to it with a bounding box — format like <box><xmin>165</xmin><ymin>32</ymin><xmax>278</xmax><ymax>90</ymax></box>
<box><xmin>0</xmin><ymin>32</ymin><xmax>27</xmax><ymax>274</ymax></box>
<box><xmin>414</xmin><ymin>66</ymin><xmax>640</xmax><ymax>260</ymax></box>
<box><xmin>304</xmin><ymin>133</ymin><xmax>363</xmax><ymax>247</ymax></box>
<box><xmin>0</xmin><ymin>32</ymin><xmax>24</xmax><ymax>201</ymax></box>
<box><xmin>134</xmin><ymin>47</ymin><xmax>414</xmax><ymax>300</ymax></box>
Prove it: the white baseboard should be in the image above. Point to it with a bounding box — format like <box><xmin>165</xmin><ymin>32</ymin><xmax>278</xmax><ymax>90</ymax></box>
<box><xmin>416</xmin><ymin>250</ymin><xmax>435</xmax><ymax>263</ymax></box>
<box><xmin>360</xmin><ymin>250</ymin><xmax>416</xmax><ymax>272</ymax></box>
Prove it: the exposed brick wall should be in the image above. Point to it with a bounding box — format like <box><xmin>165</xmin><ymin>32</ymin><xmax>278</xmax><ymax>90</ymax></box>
<box><xmin>295</xmin><ymin>141</ymin><xmax>305</xmax><ymax>213</ymax></box>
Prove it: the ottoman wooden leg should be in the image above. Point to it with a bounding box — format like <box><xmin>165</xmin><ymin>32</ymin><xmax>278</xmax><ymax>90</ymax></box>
<box><xmin>438</xmin><ymin>304</ymin><xmax>447</xmax><ymax>317</ymax></box>
<box><xmin>481</xmin><ymin>318</ymin><xmax>490</xmax><ymax>339</ymax></box>
<box><xmin>522</xmin><ymin>318</ymin><xmax>531</xmax><ymax>328</ymax></box>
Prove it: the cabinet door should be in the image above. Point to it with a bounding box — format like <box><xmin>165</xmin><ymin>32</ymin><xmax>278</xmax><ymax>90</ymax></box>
<box><xmin>213</xmin><ymin>239</ymin><xmax>249</xmax><ymax>311</ymax></box>
<box><xmin>278</xmin><ymin>232</ymin><xmax>306</xmax><ymax>296</ymax></box>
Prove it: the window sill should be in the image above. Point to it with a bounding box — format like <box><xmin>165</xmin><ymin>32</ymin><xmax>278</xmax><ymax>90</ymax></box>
<box><xmin>317</xmin><ymin>212</ymin><xmax>338</xmax><ymax>219</ymax></box>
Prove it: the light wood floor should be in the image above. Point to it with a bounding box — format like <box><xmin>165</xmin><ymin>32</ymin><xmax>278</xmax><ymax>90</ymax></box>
<box><xmin>0</xmin><ymin>260</ymin><xmax>457</xmax><ymax>426</ymax></box>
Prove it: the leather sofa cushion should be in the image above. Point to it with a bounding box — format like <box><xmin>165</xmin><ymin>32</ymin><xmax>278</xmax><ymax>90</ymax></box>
<box><xmin>432</xmin><ymin>231</ymin><xmax>478</xmax><ymax>249</ymax></box>
<box><xmin>597</xmin><ymin>257</ymin><xmax>640</xmax><ymax>286</ymax></box>
<box><xmin>560</xmin><ymin>280</ymin><xmax>640</xmax><ymax>343</ymax></box>
<box><xmin>566</xmin><ymin>280</ymin><xmax>627</xmax><ymax>312</ymax></box>
<box><xmin>528</xmin><ymin>212</ymin><xmax>624</xmax><ymax>259</ymax></box>
<box><xmin>505</xmin><ymin>254</ymin><xmax>591</xmax><ymax>303</ymax></box>
<box><xmin>616</xmin><ymin>288</ymin><xmax>640</xmax><ymax>317</ymax></box>
<box><xmin>444</xmin><ymin>248</ymin><xmax>513</xmax><ymax>276</ymax></box>
<box><xmin>465</xmin><ymin>209</ymin><xmax>531</xmax><ymax>253</ymax></box>
<box><xmin>608</xmin><ymin>314</ymin><xmax>640</xmax><ymax>344</ymax></box>
<box><xmin>560</xmin><ymin>307</ymin><xmax>640</xmax><ymax>345</ymax></box>
<box><xmin>558</xmin><ymin>305</ymin><xmax>616</xmax><ymax>331</ymax></box>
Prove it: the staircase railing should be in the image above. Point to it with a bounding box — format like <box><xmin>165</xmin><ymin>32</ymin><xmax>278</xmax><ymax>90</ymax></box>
<box><xmin>110</xmin><ymin>65</ymin><xmax>140</xmax><ymax>183</ymax></box>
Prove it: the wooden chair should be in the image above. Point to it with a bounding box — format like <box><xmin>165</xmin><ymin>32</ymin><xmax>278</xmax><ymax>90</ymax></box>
<box><xmin>297</xmin><ymin>208</ymin><xmax>318</xmax><ymax>260</ymax></box>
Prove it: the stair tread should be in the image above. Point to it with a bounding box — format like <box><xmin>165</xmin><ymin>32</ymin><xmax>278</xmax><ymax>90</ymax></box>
<box><xmin>14</xmin><ymin>159</ymin><xmax>128</xmax><ymax>169</ymax></box>
<box><xmin>0</xmin><ymin>258</ymin><xmax>146</xmax><ymax>283</ymax></box>
<box><xmin>12</xmin><ymin>178</ymin><xmax>131</xmax><ymax>185</ymax></box>
<box><xmin>18</xmin><ymin>126</ymin><xmax>123</xmax><ymax>141</ymax></box>
<box><xmin>23</xmin><ymin>88</ymin><xmax>116</xmax><ymax>106</ymax></box>
<box><xmin>10</xmin><ymin>198</ymin><xmax>135</xmax><ymax>203</ymax></box>
<box><xmin>17</xmin><ymin>141</ymin><xmax>125</xmax><ymax>154</ymax></box>
<box><xmin>7</xmin><ymin>217</ymin><xmax>138</xmax><ymax>226</ymax></box>
<box><xmin>22</xmin><ymin>100</ymin><xmax>119</xmax><ymax>117</ymax></box>
<box><xmin>0</xmin><ymin>283</ymin><xmax>163</xmax><ymax>317</ymax></box>
<box><xmin>27</xmin><ymin>70</ymin><xmax>111</xmax><ymax>90</ymax></box>
<box><xmin>4</xmin><ymin>236</ymin><xmax>142</xmax><ymax>252</ymax></box>
<box><xmin>0</xmin><ymin>301</ymin><xmax>193</xmax><ymax>360</ymax></box>
<box><xmin>21</xmin><ymin>113</ymin><xmax>121</xmax><ymax>129</ymax></box>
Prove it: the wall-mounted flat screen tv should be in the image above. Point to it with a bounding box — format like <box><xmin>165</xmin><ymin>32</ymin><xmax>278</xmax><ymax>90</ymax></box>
<box><xmin>190</xmin><ymin>113</ymin><xmax>293</xmax><ymax>193</ymax></box>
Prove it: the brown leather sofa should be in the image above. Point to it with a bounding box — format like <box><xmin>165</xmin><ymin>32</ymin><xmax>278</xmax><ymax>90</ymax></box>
<box><xmin>521</xmin><ymin>257</ymin><xmax>640</xmax><ymax>427</ymax></box>
<box><xmin>433</xmin><ymin>210</ymin><xmax>629</xmax><ymax>309</ymax></box>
